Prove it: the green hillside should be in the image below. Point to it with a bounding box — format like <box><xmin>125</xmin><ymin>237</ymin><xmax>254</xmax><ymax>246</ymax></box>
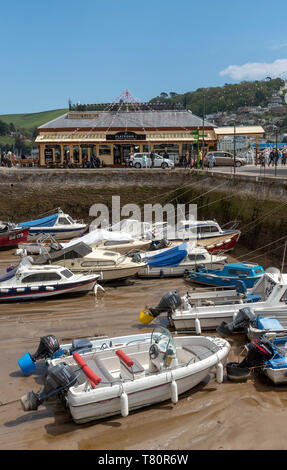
<box><xmin>0</xmin><ymin>108</ymin><xmax>68</xmax><ymax>153</ymax></box>
<box><xmin>0</xmin><ymin>108</ymin><xmax>68</xmax><ymax>130</ymax></box>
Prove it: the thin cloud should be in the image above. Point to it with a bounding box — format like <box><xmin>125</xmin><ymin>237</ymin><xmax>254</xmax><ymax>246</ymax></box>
<box><xmin>269</xmin><ymin>42</ymin><xmax>287</xmax><ymax>51</ymax></box>
<box><xmin>219</xmin><ymin>59</ymin><xmax>287</xmax><ymax>80</ymax></box>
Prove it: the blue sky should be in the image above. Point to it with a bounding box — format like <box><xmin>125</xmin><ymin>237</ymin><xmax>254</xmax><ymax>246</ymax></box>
<box><xmin>1</xmin><ymin>0</ymin><xmax>287</xmax><ymax>114</ymax></box>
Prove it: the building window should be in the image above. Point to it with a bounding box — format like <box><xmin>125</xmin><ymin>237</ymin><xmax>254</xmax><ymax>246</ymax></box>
<box><xmin>99</xmin><ymin>145</ymin><xmax>111</xmax><ymax>156</ymax></box>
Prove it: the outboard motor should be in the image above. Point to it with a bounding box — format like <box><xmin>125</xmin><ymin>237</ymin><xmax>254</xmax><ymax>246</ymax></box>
<box><xmin>18</xmin><ymin>335</ymin><xmax>64</xmax><ymax>374</ymax></box>
<box><xmin>239</xmin><ymin>337</ymin><xmax>275</xmax><ymax>368</ymax></box>
<box><xmin>149</xmin><ymin>291</ymin><xmax>183</xmax><ymax>318</ymax></box>
<box><xmin>216</xmin><ymin>307</ymin><xmax>257</xmax><ymax>338</ymax></box>
<box><xmin>226</xmin><ymin>337</ymin><xmax>275</xmax><ymax>382</ymax></box>
<box><xmin>150</xmin><ymin>239</ymin><xmax>169</xmax><ymax>251</ymax></box>
<box><xmin>139</xmin><ymin>291</ymin><xmax>183</xmax><ymax>325</ymax></box>
<box><xmin>20</xmin><ymin>363</ymin><xmax>77</xmax><ymax>411</ymax></box>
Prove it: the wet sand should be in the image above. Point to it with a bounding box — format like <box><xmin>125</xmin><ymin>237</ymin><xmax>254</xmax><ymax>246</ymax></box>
<box><xmin>1</xmin><ymin>247</ymin><xmax>287</xmax><ymax>450</ymax></box>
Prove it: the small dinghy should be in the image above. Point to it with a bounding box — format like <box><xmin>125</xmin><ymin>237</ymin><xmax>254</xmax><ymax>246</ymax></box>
<box><xmin>0</xmin><ymin>257</ymin><xmax>99</xmax><ymax>302</ymax></box>
<box><xmin>18</xmin><ymin>209</ymin><xmax>87</xmax><ymax>241</ymax></box>
<box><xmin>20</xmin><ymin>325</ymin><xmax>230</xmax><ymax>423</ymax></box>
<box><xmin>188</xmin><ymin>262</ymin><xmax>264</xmax><ymax>288</ymax></box>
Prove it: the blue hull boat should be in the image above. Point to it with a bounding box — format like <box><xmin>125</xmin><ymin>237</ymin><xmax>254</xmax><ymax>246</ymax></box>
<box><xmin>188</xmin><ymin>262</ymin><xmax>264</xmax><ymax>288</ymax></box>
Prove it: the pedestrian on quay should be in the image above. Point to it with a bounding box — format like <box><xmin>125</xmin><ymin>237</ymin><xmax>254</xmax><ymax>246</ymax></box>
<box><xmin>198</xmin><ymin>150</ymin><xmax>203</xmax><ymax>169</ymax></box>
<box><xmin>268</xmin><ymin>149</ymin><xmax>274</xmax><ymax>166</ymax></box>
<box><xmin>89</xmin><ymin>153</ymin><xmax>96</xmax><ymax>168</ymax></box>
<box><xmin>96</xmin><ymin>156</ymin><xmax>101</xmax><ymax>168</ymax></box>
<box><xmin>282</xmin><ymin>150</ymin><xmax>287</xmax><ymax>165</ymax></box>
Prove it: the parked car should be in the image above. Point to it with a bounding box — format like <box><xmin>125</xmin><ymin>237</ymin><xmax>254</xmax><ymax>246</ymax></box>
<box><xmin>129</xmin><ymin>153</ymin><xmax>174</xmax><ymax>169</ymax></box>
<box><xmin>206</xmin><ymin>151</ymin><xmax>247</xmax><ymax>167</ymax></box>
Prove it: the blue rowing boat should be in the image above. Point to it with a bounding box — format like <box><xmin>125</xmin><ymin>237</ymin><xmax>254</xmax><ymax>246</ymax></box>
<box><xmin>188</xmin><ymin>262</ymin><xmax>264</xmax><ymax>288</ymax></box>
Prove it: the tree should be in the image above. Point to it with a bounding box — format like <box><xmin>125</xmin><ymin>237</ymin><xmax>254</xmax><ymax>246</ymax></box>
<box><xmin>0</xmin><ymin>120</ymin><xmax>9</xmax><ymax>136</ymax></box>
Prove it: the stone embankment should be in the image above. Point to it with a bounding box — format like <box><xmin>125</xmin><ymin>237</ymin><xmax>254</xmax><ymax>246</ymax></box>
<box><xmin>1</xmin><ymin>167</ymin><xmax>287</xmax><ymax>264</ymax></box>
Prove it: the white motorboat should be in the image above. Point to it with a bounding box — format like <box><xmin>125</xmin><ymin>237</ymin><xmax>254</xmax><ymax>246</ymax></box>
<box><xmin>20</xmin><ymin>325</ymin><xmax>230</xmax><ymax>423</ymax></box>
<box><xmin>139</xmin><ymin>268</ymin><xmax>287</xmax><ymax>332</ymax></box>
<box><xmin>18</xmin><ymin>209</ymin><xmax>87</xmax><ymax>241</ymax></box>
<box><xmin>137</xmin><ymin>241</ymin><xmax>227</xmax><ymax>278</ymax></box>
<box><xmin>0</xmin><ymin>258</ymin><xmax>99</xmax><ymax>302</ymax></box>
<box><xmin>18</xmin><ymin>228</ymin><xmax>151</xmax><ymax>256</ymax></box>
<box><xmin>156</xmin><ymin>219</ymin><xmax>241</xmax><ymax>254</ymax></box>
<box><xmin>32</xmin><ymin>241</ymin><xmax>147</xmax><ymax>282</ymax></box>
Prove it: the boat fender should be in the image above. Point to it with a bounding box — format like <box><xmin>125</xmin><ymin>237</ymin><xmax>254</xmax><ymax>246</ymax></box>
<box><xmin>120</xmin><ymin>391</ymin><xmax>129</xmax><ymax>417</ymax></box>
<box><xmin>171</xmin><ymin>379</ymin><xmax>178</xmax><ymax>404</ymax></box>
<box><xmin>195</xmin><ymin>318</ymin><xmax>201</xmax><ymax>335</ymax></box>
<box><xmin>116</xmin><ymin>350</ymin><xmax>134</xmax><ymax>367</ymax></box>
<box><xmin>216</xmin><ymin>362</ymin><xmax>224</xmax><ymax>383</ymax></box>
<box><xmin>73</xmin><ymin>352</ymin><xmax>101</xmax><ymax>388</ymax></box>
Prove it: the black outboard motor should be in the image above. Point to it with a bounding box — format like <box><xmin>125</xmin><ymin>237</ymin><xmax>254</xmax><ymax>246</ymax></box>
<box><xmin>216</xmin><ymin>307</ymin><xmax>257</xmax><ymax>338</ymax></box>
<box><xmin>31</xmin><ymin>335</ymin><xmax>61</xmax><ymax>362</ymax></box>
<box><xmin>20</xmin><ymin>363</ymin><xmax>78</xmax><ymax>411</ymax></box>
<box><xmin>18</xmin><ymin>335</ymin><xmax>64</xmax><ymax>374</ymax></box>
<box><xmin>149</xmin><ymin>291</ymin><xmax>183</xmax><ymax>319</ymax></box>
<box><xmin>226</xmin><ymin>337</ymin><xmax>275</xmax><ymax>382</ymax></box>
<box><xmin>239</xmin><ymin>337</ymin><xmax>275</xmax><ymax>369</ymax></box>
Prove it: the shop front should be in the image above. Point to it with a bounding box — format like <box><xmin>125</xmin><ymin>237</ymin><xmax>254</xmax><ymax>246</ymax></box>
<box><xmin>35</xmin><ymin>110</ymin><xmax>218</xmax><ymax>167</ymax></box>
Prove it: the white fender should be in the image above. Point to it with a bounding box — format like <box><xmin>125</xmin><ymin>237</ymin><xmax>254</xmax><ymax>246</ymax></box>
<box><xmin>120</xmin><ymin>391</ymin><xmax>129</xmax><ymax>417</ymax></box>
<box><xmin>216</xmin><ymin>362</ymin><xmax>224</xmax><ymax>383</ymax></box>
<box><xmin>195</xmin><ymin>318</ymin><xmax>201</xmax><ymax>335</ymax></box>
<box><xmin>171</xmin><ymin>380</ymin><xmax>178</xmax><ymax>404</ymax></box>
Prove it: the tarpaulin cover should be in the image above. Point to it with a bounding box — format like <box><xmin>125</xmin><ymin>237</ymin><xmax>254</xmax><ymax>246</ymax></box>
<box><xmin>145</xmin><ymin>242</ymin><xmax>187</xmax><ymax>267</ymax></box>
<box><xmin>19</xmin><ymin>214</ymin><xmax>58</xmax><ymax>228</ymax></box>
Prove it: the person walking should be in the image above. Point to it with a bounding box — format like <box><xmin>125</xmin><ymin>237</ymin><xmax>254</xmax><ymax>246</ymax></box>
<box><xmin>268</xmin><ymin>149</ymin><xmax>274</xmax><ymax>167</ymax></box>
<box><xmin>198</xmin><ymin>150</ymin><xmax>203</xmax><ymax>169</ymax></box>
<box><xmin>96</xmin><ymin>156</ymin><xmax>101</xmax><ymax>168</ymax></box>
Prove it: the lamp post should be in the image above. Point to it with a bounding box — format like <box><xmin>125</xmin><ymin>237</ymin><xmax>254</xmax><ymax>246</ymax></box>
<box><xmin>202</xmin><ymin>94</ymin><xmax>206</xmax><ymax>168</ymax></box>
<box><xmin>233</xmin><ymin>121</ymin><xmax>236</xmax><ymax>175</ymax></box>
<box><xmin>275</xmin><ymin>125</ymin><xmax>278</xmax><ymax>177</ymax></box>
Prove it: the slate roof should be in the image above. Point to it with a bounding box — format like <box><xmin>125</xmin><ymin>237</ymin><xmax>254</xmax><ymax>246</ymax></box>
<box><xmin>39</xmin><ymin>110</ymin><xmax>215</xmax><ymax>130</ymax></box>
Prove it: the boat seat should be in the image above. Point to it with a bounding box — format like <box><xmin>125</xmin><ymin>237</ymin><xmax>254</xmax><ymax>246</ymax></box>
<box><xmin>84</xmin><ymin>356</ymin><xmax>118</xmax><ymax>385</ymax></box>
<box><xmin>246</xmin><ymin>293</ymin><xmax>261</xmax><ymax>303</ymax></box>
<box><xmin>182</xmin><ymin>344</ymin><xmax>213</xmax><ymax>360</ymax></box>
<box><xmin>116</xmin><ymin>349</ymin><xmax>145</xmax><ymax>380</ymax></box>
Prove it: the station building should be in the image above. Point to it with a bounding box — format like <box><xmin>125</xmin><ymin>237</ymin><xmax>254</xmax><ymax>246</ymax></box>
<box><xmin>35</xmin><ymin>110</ymin><xmax>264</xmax><ymax>167</ymax></box>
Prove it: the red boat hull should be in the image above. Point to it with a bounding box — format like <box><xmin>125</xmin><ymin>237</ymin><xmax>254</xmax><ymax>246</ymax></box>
<box><xmin>203</xmin><ymin>232</ymin><xmax>240</xmax><ymax>254</ymax></box>
<box><xmin>0</xmin><ymin>228</ymin><xmax>30</xmax><ymax>248</ymax></box>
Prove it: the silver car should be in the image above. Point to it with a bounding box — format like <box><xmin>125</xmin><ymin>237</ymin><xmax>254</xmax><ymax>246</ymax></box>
<box><xmin>129</xmin><ymin>153</ymin><xmax>174</xmax><ymax>169</ymax></box>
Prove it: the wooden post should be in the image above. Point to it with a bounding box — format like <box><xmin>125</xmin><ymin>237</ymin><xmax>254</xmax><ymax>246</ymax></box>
<box><xmin>255</xmin><ymin>135</ymin><xmax>258</xmax><ymax>166</ymax></box>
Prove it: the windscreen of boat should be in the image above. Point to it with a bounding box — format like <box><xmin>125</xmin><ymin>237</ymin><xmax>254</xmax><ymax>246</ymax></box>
<box><xmin>60</xmin><ymin>269</ymin><xmax>74</xmax><ymax>278</ymax></box>
<box><xmin>151</xmin><ymin>326</ymin><xmax>177</xmax><ymax>360</ymax></box>
<box><xmin>252</xmin><ymin>274</ymin><xmax>276</xmax><ymax>300</ymax></box>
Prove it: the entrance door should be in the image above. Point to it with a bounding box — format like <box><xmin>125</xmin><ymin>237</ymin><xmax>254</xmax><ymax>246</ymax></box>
<box><xmin>113</xmin><ymin>144</ymin><xmax>137</xmax><ymax>166</ymax></box>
